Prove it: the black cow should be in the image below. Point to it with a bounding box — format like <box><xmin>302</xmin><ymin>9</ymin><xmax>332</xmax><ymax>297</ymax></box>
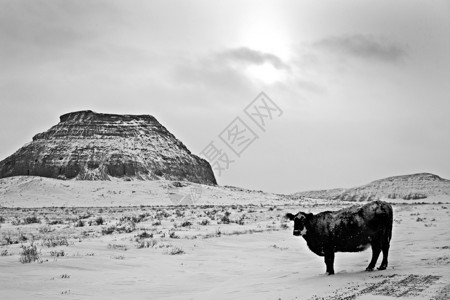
<box><xmin>286</xmin><ymin>200</ymin><xmax>393</xmax><ymax>275</ymax></box>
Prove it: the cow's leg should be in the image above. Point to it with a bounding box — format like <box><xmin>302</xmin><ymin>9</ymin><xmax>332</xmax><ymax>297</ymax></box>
<box><xmin>324</xmin><ymin>252</ymin><xmax>335</xmax><ymax>275</ymax></box>
<box><xmin>366</xmin><ymin>241</ymin><xmax>381</xmax><ymax>271</ymax></box>
<box><xmin>378</xmin><ymin>236</ymin><xmax>390</xmax><ymax>270</ymax></box>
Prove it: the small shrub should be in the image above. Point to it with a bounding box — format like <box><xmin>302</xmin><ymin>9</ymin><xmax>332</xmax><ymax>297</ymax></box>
<box><xmin>180</xmin><ymin>221</ymin><xmax>192</xmax><ymax>227</ymax></box>
<box><xmin>50</xmin><ymin>250</ymin><xmax>65</xmax><ymax>257</ymax></box>
<box><xmin>0</xmin><ymin>216</ymin><xmax>5</xmax><ymax>223</ymax></box>
<box><xmin>175</xmin><ymin>209</ymin><xmax>185</xmax><ymax>218</ymax></box>
<box><xmin>18</xmin><ymin>232</ymin><xmax>28</xmax><ymax>242</ymax></box>
<box><xmin>1</xmin><ymin>249</ymin><xmax>9</xmax><ymax>256</ymax></box>
<box><xmin>74</xmin><ymin>220</ymin><xmax>84</xmax><ymax>227</ymax></box>
<box><xmin>20</xmin><ymin>244</ymin><xmax>40</xmax><ymax>263</ymax></box>
<box><xmin>48</xmin><ymin>219</ymin><xmax>64</xmax><ymax>225</ymax></box>
<box><xmin>115</xmin><ymin>221</ymin><xmax>136</xmax><ymax>233</ymax></box>
<box><xmin>108</xmin><ymin>244</ymin><xmax>128</xmax><ymax>251</ymax></box>
<box><xmin>216</xmin><ymin>228</ymin><xmax>222</xmax><ymax>236</ymax></box>
<box><xmin>199</xmin><ymin>219</ymin><xmax>210</xmax><ymax>226</ymax></box>
<box><xmin>39</xmin><ymin>225</ymin><xmax>53</xmax><ymax>234</ymax></box>
<box><xmin>102</xmin><ymin>226</ymin><xmax>116</xmax><ymax>235</ymax></box>
<box><xmin>169</xmin><ymin>231</ymin><xmax>180</xmax><ymax>239</ymax></box>
<box><xmin>137</xmin><ymin>231</ymin><xmax>153</xmax><ymax>239</ymax></box>
<box><xmin>165</xmin><ymin>246</ymin><xmax>185</xmax><ymax>255</ymax></box>
<box><xmin>280</xmin><ymin>223</ymin><xmax>289</xmax><ymax>230</ymax></box>
<box><xmin>135</xmin><ymin>239</ymin><xmax>157</xmax><ymax>249</ymax></box>
<box><xmin>41</xmin><ymin>236</ymin><xmax>69</xmax><ymax>248</ymax></box>
<box><xmin>156</xmin><ymin>210</ymin><xmax>170</xmax><ymax>219</ymax></box>
<box><xmin>78</xmin><ymin>213</ymin><xmax>92</xmax><ymax>220</ymax></box>
<box><xmin>3</xmin><ymin>232</ymin><xmax>18</xmax><ymax>245</ymax></box>
<box><xmin>120</xmin><ymin>214</ymin><xmax>146</xmax><ymax>224</ymax></box>
<box><xmin>220</xmin><ymin>212</ymin><xmax>231</xmax><ymax>224</ymax></box>
<box><xmin>270</xmin><ymin>244</ymin><xmax>288</xmax><ymax>251</ymax></box>
<box><xmin>95</xmin><ymin>216</ymin><xmax>104</xmax><ymax>225</ymax></box>
<box><xmin>23</xmin><ymin>216</ymin><xmax>40</xmax><ymax>225</ymax></box>
<box><xmin>172</xmin><ymin>181</ymin><xmax>183</xmax><ymax>187</ymax></box>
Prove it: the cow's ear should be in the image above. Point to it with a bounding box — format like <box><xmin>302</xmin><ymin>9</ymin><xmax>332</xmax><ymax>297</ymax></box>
<box><xmin>285</xmin><ymin>213</ymin><xmax>296</xmax><ymax>221</ymax></box>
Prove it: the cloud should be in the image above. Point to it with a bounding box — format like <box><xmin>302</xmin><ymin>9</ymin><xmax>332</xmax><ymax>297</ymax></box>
<box><xmin>218</xmin><ymin>47</ymin><xmax>289</xmax><ymax>70</ymax></box>
<box><xmin>171</xmin><ymin>47</ymin><xmax>291</xmax><ymax>92</ymax></box>
<box><xmin>314</xmin><ymin>34</ymin><xmax>407</xmax><ymax>63</ymax></box>
<box><xmin>172</xmin><ymin>47</ymin><xmax>327</xmax><ymax>98</ymax></box>
<box><xmin>172</xmin><ymin>57</ymin><xmax>252</xmax><ymax>95</ymax></box>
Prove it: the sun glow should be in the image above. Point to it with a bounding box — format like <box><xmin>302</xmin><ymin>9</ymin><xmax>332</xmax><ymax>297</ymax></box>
<box><xmin>237</xmin><ymin>4</ymin><xmax>291</xmax><ymax>83</ymax></box>
<box><xmin>246</xmin><ymin>64</ymin><xmax>286</xmax><ymax>84</ymax></box>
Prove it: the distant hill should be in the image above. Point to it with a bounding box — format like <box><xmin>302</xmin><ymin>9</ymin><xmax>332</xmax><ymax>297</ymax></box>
<box><xmin>292</xmin><ymin>173</ymin><xmax>450</xmax><ymax>201</ymax></box>
<box><xmin>0</xmin><ymin>110</ymin><xmax>216</xmax><ymax>184</ymax></box>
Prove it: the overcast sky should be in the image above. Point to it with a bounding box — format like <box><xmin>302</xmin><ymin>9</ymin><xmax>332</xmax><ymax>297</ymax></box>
<box><xmin>1</xmin><ymin>0</ymin><xmax>449</xmax><ymax>193</ymax></box>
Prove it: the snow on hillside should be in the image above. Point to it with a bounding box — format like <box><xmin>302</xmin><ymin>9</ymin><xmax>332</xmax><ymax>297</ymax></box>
<box><xmin>292</xmin><ymin>173</ymin><xmax>450</xmax><ymax>203</ymax></box>
<box><xmin>0</xmin><ymin>176</ymin><xmax>289</xmax><ymax>208</ymax></box>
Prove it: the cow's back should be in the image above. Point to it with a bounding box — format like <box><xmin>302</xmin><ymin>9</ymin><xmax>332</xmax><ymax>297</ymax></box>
<box><xmin>330</xmin><ymin>201</ymin><xmax>392</xmax><ymax>252</ymax></box>
<box><xmin>359</xmin><ymin>200</ymin><xmax>393</xmax><ymax>231</ymax></box>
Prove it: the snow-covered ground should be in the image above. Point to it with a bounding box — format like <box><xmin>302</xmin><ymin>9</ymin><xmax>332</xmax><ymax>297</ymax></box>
<box><xmin>0</xmin><ymin>176</ymin><xmax>287</xmax><ymax>207</ymax></box>
<box><xmin>0</xmin><ymin>176</ymin><xmax>449</xmax><ymax>299</ymax></box>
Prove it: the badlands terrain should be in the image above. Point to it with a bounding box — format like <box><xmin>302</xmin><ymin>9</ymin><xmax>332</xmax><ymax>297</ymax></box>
<box><xmin>1</xmin><ymin>175</ymin><xmax>450</xmax><ymax>299</ymax></box>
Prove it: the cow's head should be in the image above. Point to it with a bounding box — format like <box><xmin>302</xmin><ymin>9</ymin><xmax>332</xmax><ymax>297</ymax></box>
<box><xmin>285</xmin><ymin>212</ymin><xmax>313</xmax><ymax>236</ymax></box>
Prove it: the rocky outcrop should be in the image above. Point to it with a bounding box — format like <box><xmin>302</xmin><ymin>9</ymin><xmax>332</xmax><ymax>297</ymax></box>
<box><xmin>289</xmin><ymin>188</ymin><xmax>346</xmax><ymax>200</ymax></box>
<box><xmin>292</xmin><ymin>173</ymin><xmax>450</xmax><ymax>201</ymax></box>
<box><xmin>0</xmin><ymin>110</ymin><xmax>217</xmax><ymax>184</ymax></box>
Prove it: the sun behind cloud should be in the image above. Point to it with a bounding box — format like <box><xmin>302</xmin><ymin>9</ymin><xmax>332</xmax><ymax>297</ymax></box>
<box><xmin>236</xmin><ymin>3</ymin><xmax>292</xmax><ymax>83</ymax></box>
<box><xmin>245</xmin><ymin>63</ymin><xmax>287</xmax><ymax>84</ymax></box>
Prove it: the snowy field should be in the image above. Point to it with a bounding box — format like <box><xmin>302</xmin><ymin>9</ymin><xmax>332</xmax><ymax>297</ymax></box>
<box><xmin>1</xmin><ymin>177</ymin><xmax>450</xmax><ymax>300</ymax></box>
